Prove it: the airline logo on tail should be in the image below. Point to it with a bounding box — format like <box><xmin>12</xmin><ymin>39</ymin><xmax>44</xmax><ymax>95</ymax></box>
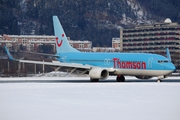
<box><xmin>56</xmin><ymin>34</ymin><xmax>64</xmax><ymax>47</ymax></box>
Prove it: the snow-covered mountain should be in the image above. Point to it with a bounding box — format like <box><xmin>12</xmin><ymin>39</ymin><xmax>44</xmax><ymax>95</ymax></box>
<box><xmin>0</xmin><ymin>0</ymin><xmax>179</xmax><ymax>46</ymax></box>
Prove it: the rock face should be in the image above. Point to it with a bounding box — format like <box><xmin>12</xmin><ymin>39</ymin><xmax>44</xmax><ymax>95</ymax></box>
<box><xmin>0</xmin><ymin>0</ymin><xmax>180</xmax><ymax>47</ymax></box>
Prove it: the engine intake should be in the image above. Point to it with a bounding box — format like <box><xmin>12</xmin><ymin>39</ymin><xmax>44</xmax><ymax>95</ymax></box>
<box><xmin>89</xmin><ymin>68</ymin><xmax>109</xmax><ymax>79</ymax></box>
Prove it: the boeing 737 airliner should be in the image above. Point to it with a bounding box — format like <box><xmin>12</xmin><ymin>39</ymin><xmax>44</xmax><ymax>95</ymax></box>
<box><xmin>4</xmin><ymin>16</ymin><xmax>176</xmax><ymax>82</ymax></box>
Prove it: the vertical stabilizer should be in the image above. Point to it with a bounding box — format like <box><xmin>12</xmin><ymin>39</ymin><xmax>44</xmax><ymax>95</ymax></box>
<box><xmin>166</xmin><ymin>48</ymin><xmax>172</xmax><ymax>61</ymax></box>
<box><xmin>53</xmin><ymin>16</ymin><xmax>80</xmax><ymax>53</ymax></box>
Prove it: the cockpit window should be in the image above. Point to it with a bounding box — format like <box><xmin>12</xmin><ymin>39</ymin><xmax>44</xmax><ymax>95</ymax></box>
<box><xmin>158</xmin><ymin>60</ymin><xmax>169</xmax><ymax>63</ymax></box>
<box><xmin>164</xmin><ymin>60</ymin><xmax>169</xmax><ymax>63</ymax></box>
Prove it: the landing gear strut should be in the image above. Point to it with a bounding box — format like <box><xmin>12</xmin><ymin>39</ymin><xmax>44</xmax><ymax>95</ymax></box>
<box><xmin>157</xmin><ymin>79</ymin><xmax>162</xmax><ymax>82</ymax></box>
<box><xmin>116</xmin><ymin>75</ymin><xmax>125</xmax><ymax>82</ymax></box>
<box><xmin>157</xmin><ymin>76</ymin><xmax>165</xmax><ymax>82</ymax></box>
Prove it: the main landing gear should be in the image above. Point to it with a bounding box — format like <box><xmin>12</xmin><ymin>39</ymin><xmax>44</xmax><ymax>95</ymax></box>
<box><xmin>90</xmin><ymin>78</ymin><xmax>99</xmax><ymax>82</ymax></box>
<box><xmin>90</xmin><ymin>75</ymin><xmax>126</xmax><ymax>82</ymax></box>
<box><xmin>116</xmin><ymin>75</ymin><xmax>125</xmax><ymax>82</ymax></box>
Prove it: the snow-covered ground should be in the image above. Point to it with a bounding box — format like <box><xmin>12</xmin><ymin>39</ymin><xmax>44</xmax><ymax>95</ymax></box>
<box><xmin>0</xmin><ymin>77</ymin><xmax>180</xmax><ymax>120</ymax></box>
<box><xmin>0</xmin><ymin>75</ymin><xmax>180</xmax><ymax>81</ymax></box>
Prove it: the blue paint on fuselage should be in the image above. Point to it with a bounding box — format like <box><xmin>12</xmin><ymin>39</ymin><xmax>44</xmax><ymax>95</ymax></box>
<box><xmin>52</xmin><ymin>15</ymin><xmax>176</xmax><ymax>77</ymax></box>
<box><xmin>56</xmin><ymin>52</ymin><xmax>175</xmax><ymax>71</ymax></box>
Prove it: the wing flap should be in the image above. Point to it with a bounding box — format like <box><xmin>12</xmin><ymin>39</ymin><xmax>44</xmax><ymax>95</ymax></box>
<box><xmin>20</xmin><ymin>51</ymin><xmax>59</xmax><ymax>58</ymax></box>
<box><xmin>19</xmin><ymin>59</ymin><xmax>91</xmax><ymax>69</ymax></box>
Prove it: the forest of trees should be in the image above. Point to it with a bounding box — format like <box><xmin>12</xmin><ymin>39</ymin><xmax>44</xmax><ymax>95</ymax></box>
<box><xmin>1</xmin><ymin>0</ymin><xmax>180</xmax><ymax>75</ymax></box>
<box><xmin>0</xmin><ymin>0</ymin><xmax>180</xmax><ymax>47</ymax></box>
<box><xmin>137</xmin><ymin>0</ymin><xmax>180</xmax><ymax>23</ymax></box>
<box><xmin>0</xmin><ymin>0</ymin><xmax>20</xmax><ymax>35</ymax></box>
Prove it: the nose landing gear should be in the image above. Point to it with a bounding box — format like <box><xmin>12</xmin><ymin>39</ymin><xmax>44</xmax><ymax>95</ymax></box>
<box><xmin>157</xmin><ymin>79</ymin><xmax>162</xmax><ymax>82</ymax></box>
<box><xmin>157</xmin><ymin>75</ymin><xmax>167</xmax><ymax>82</ymax></box>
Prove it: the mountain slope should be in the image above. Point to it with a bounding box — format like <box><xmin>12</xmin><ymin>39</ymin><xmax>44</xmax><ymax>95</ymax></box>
<box><xmin>0</xmin><ymin>0</ymin><xmax>179</xmax><ymax>47</ymax></box>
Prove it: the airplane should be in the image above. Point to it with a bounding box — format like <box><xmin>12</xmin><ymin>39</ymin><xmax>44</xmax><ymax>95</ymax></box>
<box><xmin>4</xmin><ymin>16</ymin><xmax>176</xmax><ymax>82</ymax></box>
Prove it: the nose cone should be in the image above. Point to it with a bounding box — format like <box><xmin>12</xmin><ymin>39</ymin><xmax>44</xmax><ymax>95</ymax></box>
<box><xmin>163</xmin><ymin>62</ymin><xmax>176</xmax><ymax>75</ymax></box>
<box><xmin>172</xmin><ymin>64</ymin><xmax>176</xmax><ymax>72</ymax></box>
<box><xmin>168</xmin><ymin>62</ymin><xmax>176</xmax><ymax>72</ymax></box>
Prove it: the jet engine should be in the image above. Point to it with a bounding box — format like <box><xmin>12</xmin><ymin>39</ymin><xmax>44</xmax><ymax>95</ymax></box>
<box><xmin>135</xmin><ymin>76</ymin><xmax>153</xmax><ymax>79</ymax></box>
<box><xmin>89</xmin><ymin>68</ymin><xmax>109</xmax><ymax>79</ymax></box>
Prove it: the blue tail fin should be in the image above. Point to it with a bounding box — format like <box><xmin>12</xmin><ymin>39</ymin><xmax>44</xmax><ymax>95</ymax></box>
<box><xmin>52</xmin><ymin>16</ymin><xmax>80</xmax><ymax>53</ymax></box>
<box><xmin>166</xmin><ymin>48</ymin><xmax>172</xmax><ymax>61</ymax></box>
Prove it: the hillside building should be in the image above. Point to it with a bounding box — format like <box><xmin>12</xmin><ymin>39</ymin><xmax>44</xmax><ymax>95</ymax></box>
<box><xmin>0</xmin><ymin>35</ymin><xmax>92</xmax><ymax>52</ymax></box>
<box><xmin>120</xmin><ymin>18</ymin><xmax>180</xmax><ymax>71</ymax></box>
<box><xmin>112</xmin><ymin>38</ymin><xmax>121</xmax><ymax>50</ymax></box>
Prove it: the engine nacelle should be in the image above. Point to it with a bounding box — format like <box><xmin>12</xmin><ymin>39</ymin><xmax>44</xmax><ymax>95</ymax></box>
<box><xmin>89</xmin><ymin>68</ymin><xmax>109</xmax><ymax>79</ymax></box>
<box><xmin>135</xmin><ymin>76</ymin><xmax>153</xmax><ymax>79</ymax></box>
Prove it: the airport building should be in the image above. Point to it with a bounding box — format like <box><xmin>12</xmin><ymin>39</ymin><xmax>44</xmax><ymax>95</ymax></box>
<box><xmin>112</xmin><ymin>38</ymin><xmax>121</xmax><ymax>50</ymax></box>
<box><xmin>119</xmin><ymin>18</ymin><xmax>180</xmax><ymax>71</ymax></box>
<box><xmin>0</xmin><ymin>35</ymin><xmax>92</xmax><ymax>52</ymax></box>
<box><xmin>0</xmin><ymin>35</ymin><xmax>119</xmax><ymax>53</ymax></box>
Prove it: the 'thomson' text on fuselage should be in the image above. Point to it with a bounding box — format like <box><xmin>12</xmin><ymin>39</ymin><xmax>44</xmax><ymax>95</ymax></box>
<box><xmin>113</xmin><ymin>58</ymin><xmax>146</xmax><ymax>69</ymax></box>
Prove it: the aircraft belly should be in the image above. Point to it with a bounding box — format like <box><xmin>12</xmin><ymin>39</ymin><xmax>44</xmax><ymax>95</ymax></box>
<box><xmin>115</xmin><ymin>69</ymin><xmax>173</xmax><ymax>76</ymax></box>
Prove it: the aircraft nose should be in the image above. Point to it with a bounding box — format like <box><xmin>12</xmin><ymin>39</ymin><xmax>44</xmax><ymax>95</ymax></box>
<box><xmin>168</xmin><ymin>63</ymin><xmax>176</xmax><ymax>71</ymax></box>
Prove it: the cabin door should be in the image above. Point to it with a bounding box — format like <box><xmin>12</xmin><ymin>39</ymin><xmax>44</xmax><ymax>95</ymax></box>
<box><xmin>148</xmin><ymin>57</ymin><xmax>153</xmax><ymax>68</ymax></box>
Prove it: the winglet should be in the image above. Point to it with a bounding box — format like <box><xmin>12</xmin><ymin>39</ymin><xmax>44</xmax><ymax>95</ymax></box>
<box><xmin>4</xmin><ymin>46</ymin><xmax>16</xmax><ymax>61</ymax></box>
<box><xmin>166</xmin><ymin>48</ymin><xmax>172</xmax><ymax>61</ymax></box>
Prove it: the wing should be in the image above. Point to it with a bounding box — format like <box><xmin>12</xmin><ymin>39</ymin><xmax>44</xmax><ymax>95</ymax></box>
<box><xmin>4</xmin><ymin>46</ymin><xmax>90</xmax><ymax>69</ymax></box>
<box><xmin>4</xmin><ymin>46</ymin><xmax>115</xmax><ymax>76</ymax></box>
<box><xmin>19</xmin><ymin>59</ymin><xmax>91</xmax><ymax>69</ymax></box>
<box><xmin>20</xmin><ymin>51</ymin><xmax>59</xmax><ymax>58</ymax></box>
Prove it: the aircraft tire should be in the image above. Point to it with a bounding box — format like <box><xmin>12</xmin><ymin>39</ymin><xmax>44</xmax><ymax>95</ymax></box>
<box><xmin>90</xmin><ymin>78</ymin><xmax>99</xmax><ymax>82</ymax></box>
<box><xmin>116</xmin><ymin>75</ymin><xmax>125</xmax><ymax>82</ymax></box>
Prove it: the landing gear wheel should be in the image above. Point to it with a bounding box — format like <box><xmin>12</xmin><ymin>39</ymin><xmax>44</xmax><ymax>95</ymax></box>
<box><xmin>90</xmin><ymin>78</ymin><xmax>99</xmax><ymax>82</ymax></box>
<box><xmin>116</xmin><ymin>75</ymin><xmax>125</xmax><ymax>82</ymax></box>
<box><xmin>157</xmin><ymin>79</ymin><xmax>162</xmax><ymax>82</ymax></box>
<box><xmin>94</xmin><ymin>79</ymin><xmax>99</xmax><ymax>82</ymax></box>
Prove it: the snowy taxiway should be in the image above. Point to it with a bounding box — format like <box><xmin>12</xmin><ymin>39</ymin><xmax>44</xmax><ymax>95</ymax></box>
<box><xmin>0</xmin><ymin>76</ymin><xmax>180</xmax><ymax>120</ymax></box>
<box><xmin>0</xmin><ymin>76</ymin><xmax>180</xmax><ymax>81</ymax></box>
